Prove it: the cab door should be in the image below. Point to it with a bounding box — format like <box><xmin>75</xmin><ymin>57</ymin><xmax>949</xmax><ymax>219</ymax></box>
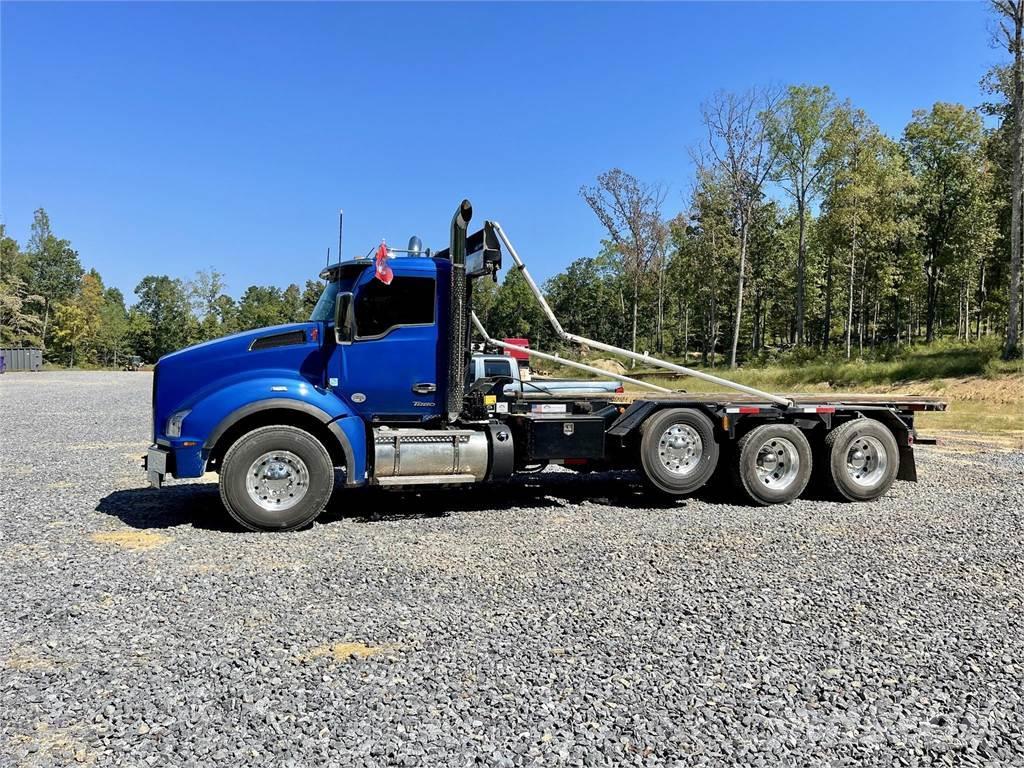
<box><xmin>335</xmin><ymin>265</ymin><xmax>444</xmax><ymax>421</ymax></box>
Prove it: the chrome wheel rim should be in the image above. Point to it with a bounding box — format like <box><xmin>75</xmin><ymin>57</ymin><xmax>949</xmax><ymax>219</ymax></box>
<box><xmin>245</xmin><ymin>450</ymin><xmax>309</xmax><ymax>512</ymax></box>
<box><xmin>845</xmin><ymin>435</ymin><xmax>888</xmax><ymax>487</ymax></box>
<box><xmin>754</xmin><ymin>436</ymin><xmax>801</xmax><ymax>490</ymax></box>
<box><xmin>657</xmin><ymin>424</ymin><xmax>703</xmax><ymax>476</ymax></box>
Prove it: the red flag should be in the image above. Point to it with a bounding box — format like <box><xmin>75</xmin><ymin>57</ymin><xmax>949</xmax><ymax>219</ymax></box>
<box><xmin>374</xmin><ymin>241</ymin><xmax>393</xmax><ymax>285</ymax></box>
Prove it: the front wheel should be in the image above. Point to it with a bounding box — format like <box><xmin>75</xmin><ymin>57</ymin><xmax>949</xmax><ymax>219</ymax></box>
<box><xmin>824</xmin><ymin>419</ymin><xmax>899</xmax><ymax>502</ymax></box>
<box><xmin>220</xmin><ymin>425</ymin><xmax>335</xmax><ymax>531</ymax></box>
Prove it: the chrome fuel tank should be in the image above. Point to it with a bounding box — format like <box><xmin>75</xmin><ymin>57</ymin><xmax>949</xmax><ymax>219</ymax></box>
<box><xmin>373</xmin><ymin>427</ymin><xmax>489</xmax><ymax>482</ymax></box>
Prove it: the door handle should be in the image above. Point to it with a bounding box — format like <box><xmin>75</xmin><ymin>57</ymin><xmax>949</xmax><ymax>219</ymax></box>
<box><xmin>412</xmin><ymin>382</ymin><xmax>437</xmax><ymax>394</ymax></box>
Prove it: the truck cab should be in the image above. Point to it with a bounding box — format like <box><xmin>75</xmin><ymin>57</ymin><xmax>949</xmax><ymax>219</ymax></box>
<box><xmin>147</xmin><ymin>200</ymin><xmax>510</xmax><ymax>530</ymax></box>
<box><xmin>314</xmin><ymin>256</ymin><xmax>450</xmax><ymax>421</ymax></box>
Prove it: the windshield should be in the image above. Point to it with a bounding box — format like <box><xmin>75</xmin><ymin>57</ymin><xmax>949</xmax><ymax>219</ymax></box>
<box><xmin>309</xmin><ymin>281</ymin><xmax>340</xmax><ymax>322</ymax></box>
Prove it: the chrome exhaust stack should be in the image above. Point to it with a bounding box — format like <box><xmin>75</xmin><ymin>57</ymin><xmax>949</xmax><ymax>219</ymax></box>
<box><xmin>446</xmin><ymin>199</ymin><xmax>473</xmax><ymax>422</ymax></box>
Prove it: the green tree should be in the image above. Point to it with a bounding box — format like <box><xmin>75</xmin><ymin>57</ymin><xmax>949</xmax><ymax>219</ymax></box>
<box><xmin>51</xmin><ymin>270</ymin><xmax>106</xmax><ymax>366</ymax></box>
<box><xmin>25</xmin><ymin>209</ymin><xmax>84</xmax><ymax>348</ymax></box>
<box><xmin>237</xmin><ymin>285</ymin><xmax>285</xmax><ymax>330</ymax></box>
<box><xmin>96</xmin><ymin>287</ymin><xmax>130</xmax><ymax>366</ymax></box>
<box><xmin>669</xmin><ymin>170</ymin><xmax>739</xmax><ymax>366</ymax></box>
<box><xmin>904</xmin><ymin>103</ymin><xmax>992</xmax><ymax>342</ymax></box>
<box><xmin>0</xmin><ymin>274</ymin><xmax>44</xmax><ymax>347</ymax></box>
<box><xmin>302</xmin><ymin>279</ymin><xmax>325</xmax><ymax>317</ymax></box>
<box><xmin>0</xmin><ymin>224</ymin><xmax>30</xmax><ymax>284</ymax></box>
<box><xmin>765</xmin><ymin>85</ymin><xmax>841</xmax><ymax>345</ymax></box>
<box><xmin>188</xmin><ymin>269</ymin><xmax>229</xmax><ymax>341</ymax></box>
<box><xmin>52</xmin><ymin>302</ymin><xmax>89</xmax><ymax>367</ymax></box>
<box><xmin>696</xmin><ymin>89</ymin><xmax>778</xmax><ymax>367</ymax></box>
<box><xmin>545</xmin><ymin>253</ymin><xmax>623</xmax><ymax>347</ymax></box>
<box><xmin>134</xmin><ymin>275</ymin><xmax>193</xmax><ymax>360</ymax></box>
<box><xmin>580</xmin><ymin>169</ymin><xmax>666</xmax><ymax>359</ymax></box>
<box><xmin>487</xmin><ymin>269</ymin><xmax>550</xmax><ymax>346</ymax></box>
<box><xmin>281</xmin><ymin>283</ymin><xmax>305</xmax><ymax>323</ymax></box>
<box><xmin>125</xmin><ymin>308</ymin><xmax>155</xmax><ymax>362</ymax></box>
<box><xmin>469</xmin><ymin>277</ymin><xmax>498</xmax><ymax>331</ymax></box>
<box><xmin>992</xmin><ymin>0</ymin><xmax>1024</xmax><ymax>358</ymax></box>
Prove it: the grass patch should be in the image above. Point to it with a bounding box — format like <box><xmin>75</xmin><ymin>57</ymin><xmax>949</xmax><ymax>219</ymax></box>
<box><xmin>298</xmin><ymin>642</ymin><xmax>397</xmax><ymax>662</ymax></box>
<box><xmin>90</xmin><ymin>530</ymin><xmax>170</xmax><ymax>551</ymax></box>
<box><xmin>630</xmin><ymin>341</ymin><xmax>1023</xmax><ymax>390</ymax></box>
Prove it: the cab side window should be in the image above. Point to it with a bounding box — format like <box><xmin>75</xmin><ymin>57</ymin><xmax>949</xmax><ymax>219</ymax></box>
<box><xmin>355</xmin><ymin>276</ymin><xmax>435</xmax><ymax>338</ymax></box>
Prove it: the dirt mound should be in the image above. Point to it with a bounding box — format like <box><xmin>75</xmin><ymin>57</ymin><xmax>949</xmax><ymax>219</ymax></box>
<box><xmin>590</xmin><ymin>358</ymin><xmax>627</xmax><ymax>376</ymax></box>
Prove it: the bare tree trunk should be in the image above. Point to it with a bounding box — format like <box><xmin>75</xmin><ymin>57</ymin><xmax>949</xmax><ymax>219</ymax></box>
<box><xmin>823</xmin><ymin>249</ymin><xmax>834</xmax><ymax>351</ymax></box>
<box><xmin>656</xmin><ymin>257</ymin><xmax>666</xmax><ymax>353</ymax></box>
<box><xmin>730</xmin><ymin>217</ymin><xmax>750</xmax><ymax>368</ymax></box>
<box><xmin>41</xmin><ymin>300</ymin><xmax>51</xmax><ymax>350</ymax></box>
<box><xmin>925</xmin><ymin>249</ymin><xmax>940</xmax><ymax>343</ymax></box>
<box><xmin>846</xmin><ymin>215</ymin><xmax>857</xmax><ymax>360</ymax></box>
<box><xmin>1005</xmin><ymin>0</ymin><xmax>1024</xmax><ymax>359</ymax></box>
<box><xmin>977</xmin><ymin>260</ymin><xmax>987</xmax><ymax>339</ymax></box>
<box><xmin>795</xmin><ymin>199</ymin><xmax>807</xmax><ymax>345</ymax></box>
<box><xmin>683</xmin><ymin>303</ymin><xmax>690</xmax><ymax>360</ymax></box>
<box><xmin>709</xmin><ymin>230</ymin><xmax>719</xmax><ymax>367</ymax></box>
<box><xmin>858</xmin><ymin>257</ymin><xmax>867</xmax><ymax>357</ymax></box>
<box><xmin>965</xmin><ymin>284</ymin><xmax>972</xmax><ymax>343</ymax></box>
<box><xmin>631</xmin><ymin>275</ymin><xmax>639</xmax><ymax>358</ymax></box>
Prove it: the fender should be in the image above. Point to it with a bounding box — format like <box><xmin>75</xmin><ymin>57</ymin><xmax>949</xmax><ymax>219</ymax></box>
<box><xmin>175</xmin><ymin>376</ymin><xmax>368</xmax><ymax>486</ymax></box>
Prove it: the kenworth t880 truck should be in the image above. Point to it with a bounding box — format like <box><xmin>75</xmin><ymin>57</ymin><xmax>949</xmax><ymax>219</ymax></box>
<box><xmin>146</xmin><ymin>200</ymin><xmax>945</xmax><ymax>531</ymax></box>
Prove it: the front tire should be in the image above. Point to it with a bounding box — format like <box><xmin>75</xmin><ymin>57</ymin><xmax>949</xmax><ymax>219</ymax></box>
<box><xmin>824</xmin><ymin>419</ymin><xmax>899</xmax><ymax>502</ymax></box>
<box><xmin>639</xmin><ymin>408</ymin><xmax>719</xmax><ymax>496</ymax></box>
<box><xmin>733</xmin><ymin>424</ymin><xmax>812</xmax><ymax>506</ymax></box>
<box><xmin>220</xmin><ymin>425</ymin><xmax>335</xmax><ymax>531</ymax></box>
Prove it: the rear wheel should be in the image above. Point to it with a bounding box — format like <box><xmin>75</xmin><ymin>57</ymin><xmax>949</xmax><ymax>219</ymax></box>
<box><xmin>220</xmin><ymin>425</ymin><xmax>335</xmax><ymax>531</ymax></box>
<box><xmin>733</xmin><ymin>424</ymin><xmax>812</xmax><ymax>506</ymax></box>
<box><xmin>639</xmin><ymin>408</ymin><xmax>719</xmax><ymax>496</ymax></box>
<box><xmin>824</xmin><ymin>419</ymin><xmax>899</xmax><ymax>502</ymax></box>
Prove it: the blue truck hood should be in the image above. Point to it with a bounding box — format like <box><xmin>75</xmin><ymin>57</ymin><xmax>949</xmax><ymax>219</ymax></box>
<box><xmin>153</xmin><ymin>322</ymin><xmax>326</xmax><ymax>440</ymax></box>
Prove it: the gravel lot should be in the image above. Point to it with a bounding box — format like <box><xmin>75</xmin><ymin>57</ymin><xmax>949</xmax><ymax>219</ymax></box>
<box><xmin>1</xmin><ymin>371</ymin><xmax>1022</xmax><ymax>767</ymax></box>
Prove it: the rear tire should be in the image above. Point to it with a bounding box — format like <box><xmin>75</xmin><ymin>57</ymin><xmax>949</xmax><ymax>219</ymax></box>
<box><xmin>732</xmin><ymin>424</ymin><xmax>812</xmax><ymax>506</ymax></box>
<box><xmin>824</xmin><ymin>419</ymin><xmax>899</xmax><ymax>502</ymax></box>
<box><xmin>639</xmin><ymin>408</ymin><xmax>719</xmax><ymax>496</ymax></box>
<box><xmin>220</xmin><ymin>425</ymin><xmax>334</xmax><ymax>531</ymax></box>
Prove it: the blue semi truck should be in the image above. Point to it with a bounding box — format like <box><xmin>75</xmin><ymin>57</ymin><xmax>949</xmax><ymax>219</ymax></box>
<box><xmin>146</xmin><ymin>200</ymin><xmax>945</xmax><ymax>531</ymax></box>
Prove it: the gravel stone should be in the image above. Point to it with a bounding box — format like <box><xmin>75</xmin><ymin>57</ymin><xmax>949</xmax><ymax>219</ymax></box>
<box><xmin>1</xmin><ymin>371</ymin><xmax>1022</xmax><ymax>766</ymax></box>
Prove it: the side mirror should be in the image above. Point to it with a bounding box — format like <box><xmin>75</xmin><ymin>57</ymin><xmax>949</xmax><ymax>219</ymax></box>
<box><xmin>334</xmin><ymin>291</ymin><xmax>354</xmax><ymax>343</ymax></box>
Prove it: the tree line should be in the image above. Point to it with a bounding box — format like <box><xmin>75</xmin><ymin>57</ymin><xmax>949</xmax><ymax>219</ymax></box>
<box><xmin>480</xmin><ymin>3</ymin><xmax>1023</xmax><ymax>366</ymax></box>
<box><xmin>479</xmin><ymin>102</ymin><xmax>1019</xmax><ymax>367</ymax></box>
<box><xmin>0</xmin><ymin>209</ymin><xmax>326</xmax><ymax>366</ymax></box>
<box><xmin>1</xmin><ymin>2</ymin><xmax>1021</xmax><ymax>368</ymax></box>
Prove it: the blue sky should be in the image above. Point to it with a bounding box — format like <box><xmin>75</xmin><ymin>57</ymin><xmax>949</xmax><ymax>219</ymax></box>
<box><xmin>1</xmin><ymin>1</ymin><xmax>1000</xmax><ymax>302</ymax></box>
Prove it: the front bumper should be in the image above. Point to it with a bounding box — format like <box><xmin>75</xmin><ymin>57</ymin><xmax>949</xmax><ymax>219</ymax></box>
<box><xmin>144</xmin><ymin>445</ymin><xmax>171</xmax><ymax>488</ymax></box>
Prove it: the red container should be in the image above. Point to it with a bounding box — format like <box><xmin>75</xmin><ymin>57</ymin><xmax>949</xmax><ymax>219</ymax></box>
<box><xmin>502</xmin><ymin>338</ymin><xmax>530</xmax><ymax>361</ymax></box>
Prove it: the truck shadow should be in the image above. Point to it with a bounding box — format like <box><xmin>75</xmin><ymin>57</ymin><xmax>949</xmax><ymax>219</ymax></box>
<box><xmin>95</xmin><ymin>470</ymin><xmax>708</xmax><ymax>531</ymax></box>
<box><xmin>95</xmin><ymin>483</ymin><xmax>238</xmax><ymax>532</ymax></box>
<box><xmin>324</xmin><ymin>470</ymin><xmax>688</xmax><ymax>524</ymax></box>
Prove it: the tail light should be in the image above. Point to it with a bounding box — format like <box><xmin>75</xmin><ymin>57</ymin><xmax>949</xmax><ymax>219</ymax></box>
<box><xmin>615</xmin><ymin>386</ymin><xmax>624</xmax><ymax>394</ymax></box>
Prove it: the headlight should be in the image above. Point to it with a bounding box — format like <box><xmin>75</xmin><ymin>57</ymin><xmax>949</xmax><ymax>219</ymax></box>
<box><xmin>166</xmin><ymin>409</ymin><xmax>191</xmax><ymax>438</ymax></box>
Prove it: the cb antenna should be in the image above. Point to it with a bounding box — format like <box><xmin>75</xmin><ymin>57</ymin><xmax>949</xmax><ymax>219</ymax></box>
<box><xmin>337</xmin><ymin>209</ymin><xmax>344</xmax><ymax>262</ymax></box>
